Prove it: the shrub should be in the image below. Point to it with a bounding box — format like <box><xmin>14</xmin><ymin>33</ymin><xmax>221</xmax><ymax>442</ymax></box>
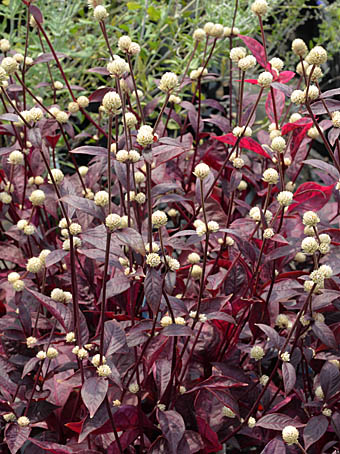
<box><xmin>0</xmin><ymin>1</ymin><xmax>339</xmax><ymax>453</ymax></box>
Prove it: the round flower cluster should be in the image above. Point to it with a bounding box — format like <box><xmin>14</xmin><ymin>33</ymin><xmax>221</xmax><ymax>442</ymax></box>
<box><xmin>105</xmin><ymin>213</ymin><xmax>122</xmax><ymax>231</ymax></box>
<box><xmin>307</xmin><ymin>126</ymin><xmax>320</xmax><ymax>140</ymax></box>
<box><xmin>26</xmin><ymin>336</ymin><xmax>37</xmax><ymax>348</ymax></box>
<box><xmin>250</xmin><ymin>345</ymin><xmax>265</xmax><ymax>361</ymax></box>
<box><xmin>302</xmin><ymin>211</ymin><xmax>319</xmax><ymax>227</ymax></box>
<box><xmin>1</xmin><ymin>56</ymin><xmax>19</xmax><ymax>74</ymax></box>
<box><xmin>165</xmin><ymin>256</ymin><xmax>180</xmax><ymax>271</ymax></box>
<box><xmin>249</xmin><ymin>206</ymin><xmax>272</xmax><ymax>223</ymax></box>
<box><xmin>191</xmin><ymin>264</ymin><xmax>202</xmax><ymax>279</ymax></box>
<box><xmin>193</xmin><ymin>28</ymin><xmax>206</xmax><ymax>41</ymax></box>
<box><xmin>238</xmin><ymin>55</ymin><xmax>257</xmax><ymax>71</ymax></box>
<box><xmin>8</xmin><ymin>150</ymin><xmax>24</xmax><ymax>166</ymax></box>
<box><xmin>224</xmin><ymin>26</ymin><xmax>240</xmax><ymax>37</ymax></box>
<box><xmin>262</xmin><ymin>168</ymin><xmax>279</xmax><ymax>184</ymax></box>
<box><xmin>193</xmin><ymin>163</ymin><xmax>210</xmax><ymax>180</ymax></box>
<box><xmin>292</xmin><ymin>38</ymin><xmax>308</xmax><ymax>57</ymax></box>
<box><xmin>94</xmin><ymin>190</ymin><xmax>109</xmax><ymax>207</ymax></box>
<box><xmin>188</xmin><ymin>252</ymin><xmax>200</xmax><ymax>264</ymax></box>
<box><xmin>26</xmin><ymin>257</ymin><xmax>44</xmax><ymax>274</ymax></box>
<box><xmin>263</xmin><ymin>228</ymin><xmax>274</xmax><ymax>239</ymax></box>
<box><xmin>277</xmin><ymin>191</ymin><xmax>293</xmax><ymax>207</ymax></box>
<box><xmin>331</xmin><ymin>111</ymin><xmax>340</xmax><ymax>128</ymax></box>
<box><xmin>66</xmin><ymin>332</ymin><xmax>76</xmax><ymax>343</ymax></box>
<box><xmin>46</xmin><ymin>347</ymin><xmax>58</xmax><ymax>359</ymax></box>
<box><xmin>51</xmin><ymin>288</ymin><xmax>72</xmax><ymax>304</ymax></box>
<box><xmin>275</xmin><ymin>314</ymin><xmax>289</xmax><ymax>329</ymax></box>
<box><xmin>251</xmin><ymin>0</ymin><xmax>268</xmax><ymax>16</ymax></box>
<box><xmin>269</xmin><ymin>57</ymin><xmax>284</xmax><ymax>72</ymax></box>
<box><xmin>160</xmin><ymin>315</ymin><xmax>173</xmax><ymax>327</ymax></box>
<box><xmin>291</xmin><ymin>89</ymin><xmax>305</xmax><ymax>105</ymax></box>
<box><xmin>301</xmin><ymin>236</ymin><xmax>318</xmax><ymax>254</ymax></box>
<box><xmin>97</xmin><ymin>364</ymin><xmax>112</xmax><ymax>377</ymax></box>
<box><xmin>152</xmin><ymin>210</ymin><xmax>168</xmax><ymax>228</ymax></box>
<box><xmin>101</xmin><ymin>91</ymin><xmax>121</xmax><ymax>114</ymax></box>
<box><xmin>304</xmin><ymin>85</ymin><xmax>319</xmax><ymax>101</ymax></box>
<box><xmin>306</xmin><ymin>46</ymin><xmax>327</xmax><ymax>65</ymax></box>
<box><xmin>93</xmin><ymin>5</ymin><xmax>109</xmax><ymax>20</ymax></box>
<box><xmin>48</xmin><ymin>168</ymin><xmax>64</xmax><ymax>185</ymax></box>
<box><xmin>257</xmin><ymin>71</ymin><xmax>273</xmax><ymax>87</ymax></box>
<box><xmin>107</xmin><ymin>57</ymin><xmax>129</xmax><ymax>78</ymax></box>
<box><xmin>124</xmin><ymin>112</ymin><xmax>138</xmax><ymax>128</ymax></box>
<box><xmin>159</xmin><ymin>72</ymin><xmax>178</xmax><ymax>92</ymax></box>
<box><xmin>190</xmin><ymin>67</ymin><xmax>208</xmax><ymax>80</ymax></box>
<box><xmin>282</xmin><ymin>426</ymin><xmax>299</xmax><ymax>445</ymax></box>
<box><xmin>232</xmin><ymin>126</ymin><xmax>252</xmax><ymax>137</ymax></box>
<box><xmin>137</xmin><ymin>125</ymin><xmax>154</xmax><ymax>147</ymax></box>
<box><xmin>271</xmin><ymin>136</ymin><xmax>286</xmax><ymax>153</ymax></box>
<box><xmin>280</xmin><ymin>351</ymin><xmax>290</xmax><ymax>362</ymax></box>
<box><xmin>63</xmin><ymin>237</ymin><xmax>81</xmax><ymax>251</ymax></box>
<box><xmin>29</xmin><ymin>189</ymin><xmax>46</xmax><ymax>206</ymax></box>
<box><xmin>230</xmin><ymin>47</ymin><xmax>247</xmax><ymax>62</ymax></box>
<box><xmin>203</xmin><ymin>22</ymin><xmax>224</xmax><ymax>38</ymax></box>
<box><xmin>17</xmin><ymin>416</ymin><xmax>30</xmax><ymax>427</ymax></box>
<box><xmin>146</xmin><ymin>253</ymin><xmax>161</xmax><ymax>268</ymax></box>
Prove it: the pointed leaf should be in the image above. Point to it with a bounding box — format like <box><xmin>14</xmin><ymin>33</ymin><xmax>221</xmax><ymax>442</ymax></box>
<box><xmin>70</xmin><ymin>146</ymin><xmax>107</xmax><ymax>157</ymax></box>
<box><xmin>256</xmin><ymin>413</ymin><xmax>305</xmax><ymax>430</ymax></box>
<box><xmin>282</xmin><ymin>362</ymin><xmax>296</xmax><ymax>395</ymax></box>
<box><xmin>320</xmin><ymin>362</ymin><xmax>340</xmax><ymax>400</ymax></box>
<box><xmin>238</xmin><ymin>35</ymin><xmax>266</xmax><ymax>67</ymax></box>
<box><xmin>103</xmin><ymin>320</ymin><xmax>127</xmax><ymax>356</ymax></box>
<box><xmin>81</xmin><ymin>377</ymin><xmax>108</xmax><ymax>418</ymax></box>
<box><xmin>303</xmin><ymin>415</ymin><xmax>328</xmax><ymax>450</ymax></box>
<box><xmin>312</xmin><ymin>321</ymin><xmax>337</xmax><ymax>349</ymax></box>
<box><xmin>260</xmin><ymin>438</ymin><xmax>286</xmax><ymax>454</ymax></box>
<box><xmin>145</xmin><ymin>268</ymin><xmax>162</xmax><ymax>314</ymax></box>
<box><xmin>158</xmin><ymin>410</ymin><xmax>185</xmax><ymax>454</ymax></box>
<box><xmin>5</xmin><ymin>424</ymin><xmax>31</xmax><ymax>454</ymax></box>
<box><xmin>114</xmin><ymin>228</ymin><xmax>145</xmax><ymax>255</ymax></box>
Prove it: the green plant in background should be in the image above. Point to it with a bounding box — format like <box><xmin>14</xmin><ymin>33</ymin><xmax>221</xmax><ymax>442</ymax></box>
<box><xmin>0</xmin><ymin>0</ymin><xmax>338</xmax><ymax>111</ymax></box>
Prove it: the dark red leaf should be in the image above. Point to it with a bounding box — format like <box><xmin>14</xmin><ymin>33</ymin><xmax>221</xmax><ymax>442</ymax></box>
<box><xmin>260</xmin><ymin>438</ymin><xmax>286</xmax><ymax>454</ymax></box>
<box><xmin>61</xmin><ymin>195</ymin><xmax>105</xmax><ymax>221</ymax></box>
<box><xmin>281</xmin><ymin>119</ymin><xmax>313</xmax><ymax>135</ymax></box>
<box><xmin>303</xmin><ymin>416</ymin><xmax>328</xmax><ymax>450</ymax></box>
<box><xmin>5</xmin><ymin>424</ymin><xmax>31</xmax><ymax>454</ymax></box>
<box><xmin>103</xmin><ymin>320</ymin><xmax>127</xmax><ymax>356</ymax></box>
<box><xmin>282</xmin><ymin>362</ymin><xmax>296</xmax><ymax>395</ymax></box>
<box><xmin>312</xmin><ymin>321</ymin><xmax>337</xmax><ymax>349</ymax></box>
<box><xmin>70</xmin><ymin>146</ymin><xmax>107</xmax><ymax>157</ymax></box>
<box><xmin>144</xmin><ymin>268</ymin><xmax>162</xmax><ymax>314</ymax></box>
<box><xmin>196</xmin><ymin>416</ymin><xmax>222</xmax><ymax>454</ymax></box>
<box><xmin>329</xmin><ymin>127</ymin><xmax>340</xmax><ymax>147</ymax></box>
<box><xmin>45</xmin><ymin>134</ymin><xmax>61</xmax><ymax>148</ymax></box>
<box><xmin>87</xmin><ymin>67</ymin><xmax>110</xmax><ymax>76</ymax></box>
<box><xmin>28</xmin><ymin>439</ymin><xmax>72</xmax><ymax>454</ymax></box>
<box><xmin>162</xmin><ymin>324</ymin><xmax>193</xmax><ymax>337</ymax></box>
<box><xmin>158</xmin><ymin>410</ymin><xmax>185</xmax><ymax>454</ymax></box>
<box><xmin>256</xmin><ymin>413</ymin><xmax>305</xmax><ymax>430</ymax></box>
<box><xmin>320</xmin><ymin>362</ymin><xmax>340</xmax><ymax>400</ymax></box>
<box><xmin>256</xmin><ymin>324</ymin><xmax>283</xmax><ymax>349</ymax></box>
<box><xmin>25</xmin><ymin>288</ymin><xmax>71</xmax><ymax>330</ymax></box>
<box><xmin>33</xmin><ymin>52</ymin><xmax>68</xmax><ymax>65</ymax></box>
<box><xmin>238</xmin><ymin>35</ymin><xmax>266</xmax><ymax>67</ymax></box>
<box><xmin>277</xmin><ymin>71</ymin><xmax>295</xmax><ymax>84</ymax></box>
<box><xmin>244</xmin><ymin>79</ymin><xmax>259</xmax><ymax>85</ymax></box>
<box><xmin>288</xmin><ymin>182</ymin><xmax>335</xmax><ymax>213</ymax></box>
<box><xmin>303</xmin><ymin>159</ymin><xmax>339</xmax><ymax>180</ymax></box>
<box><xmin>45</xmin><ymin>249</ymin><xmax>68</xmax><ymax>268</ymax></box>
<box><xmin>29</xmin><ymin>5</ymin><xmax>43</xmax><ymax>24</ymax></box>
<box><xmin>114</xmin><ymin>228</ymin><xmax>145</xmax><ymax>255</ymax></box>
<box><xmin>81</xmin><ymin>377</ymin><xmax>108</xmax><ymax>418</ymax></box>
<box><xmin>265</xmin><ymin>89</ymin><xmax>285</xmax><ymax>123</ymax></box>
<box><xmin>239</xmin><ymin>137</ymin><xmax>271</xmax><ymax>158</ymax></box>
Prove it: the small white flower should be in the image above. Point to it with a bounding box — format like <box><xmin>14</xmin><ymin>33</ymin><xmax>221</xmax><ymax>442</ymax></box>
<box><xmin>222</xmin><ymin>406</ymin><xmax>236</xmax><ymax>418</ymax></box>
<box><xmin>128</xmin><ymin>383</ymin><xmax>139</xmax><ymax>394</ymax></box>
<box><xmin>94</xmin><ymin>191</ymin><xmax>109</xmax><ymax>207</ymax></box>
<box><xmin>97</xmin><ymin>364</ymin><xmax>111</xmax><ymax>377</ymax></box>
<box><xmin>159</xmin><ymin>72</ymin><xmax>178</xmax><ymax>92</ymax></box>
<box><xmin>280</xmin><ymin>351</ymin><xmax>290</xmax><ymax>362</ymax></box>
<box><xmin>152</xmin><ymin>210</ymin><xmax>168</xmax><ymax>228</ymax></box>
<box><xmin>250</xmin><ymin>345</ymin><xmax>265</xmax><ymax>361</ymax></box>
<box><xmin>137</xmin><ymin>125</ymin><xmax>154</xmax><ymax>147</ymax></box>
<box><xmin>193</xmin><ymin>163</ymin><xmax>210</xmax><ymax>180</ymax></box>
<box><xmin>282</xmin><ymin>426</ymin><xmax>299</xmax><ymax>445</ymax></box>
<box><xmin>248</xmin><ymin>417</ymin><xmax>256</xmax><ymax>428</ymax></box>
<box><xmin>301</xmin><ymin>236</ymin><xmax>318</xmax><ymax>254</ymax></box>
<box><xmin>259</xmin><ymin>375</ymin><xmax>269</xmax><ymax>386</ymax></box>
<box><xmin>146</xmin><ymin>253</ymin><xmax>161</xmax><ymax>268</ymax></box>
<box><xmin>17</xmin><ymin>416</ymin><xmax>30</xmax><ymax>427</ymax></box>
<box><xmin>160</xmin><ymin>315</ymin><xmax>173</xmax><ymax>327</ymax></box>
<box><xmin>36</xmin><ymin>350</ymin><xmax>46</xmax><ymax>360</ymax></box>
<box><xmin>46</xmin><ymin>347</ymin><xmax>58</xmax><ymax>359</ymax></box>
<box><xmin>26</xmin><ymin>336</ymin><xmax>37</xmax><ymax>348</ymax></box>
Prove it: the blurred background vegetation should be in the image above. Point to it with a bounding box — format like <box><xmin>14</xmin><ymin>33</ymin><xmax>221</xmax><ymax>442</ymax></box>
<box><xmin>0</xmin><ymin>0</ymin><xmax>339</xmax><ymax>102</ymax></box>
